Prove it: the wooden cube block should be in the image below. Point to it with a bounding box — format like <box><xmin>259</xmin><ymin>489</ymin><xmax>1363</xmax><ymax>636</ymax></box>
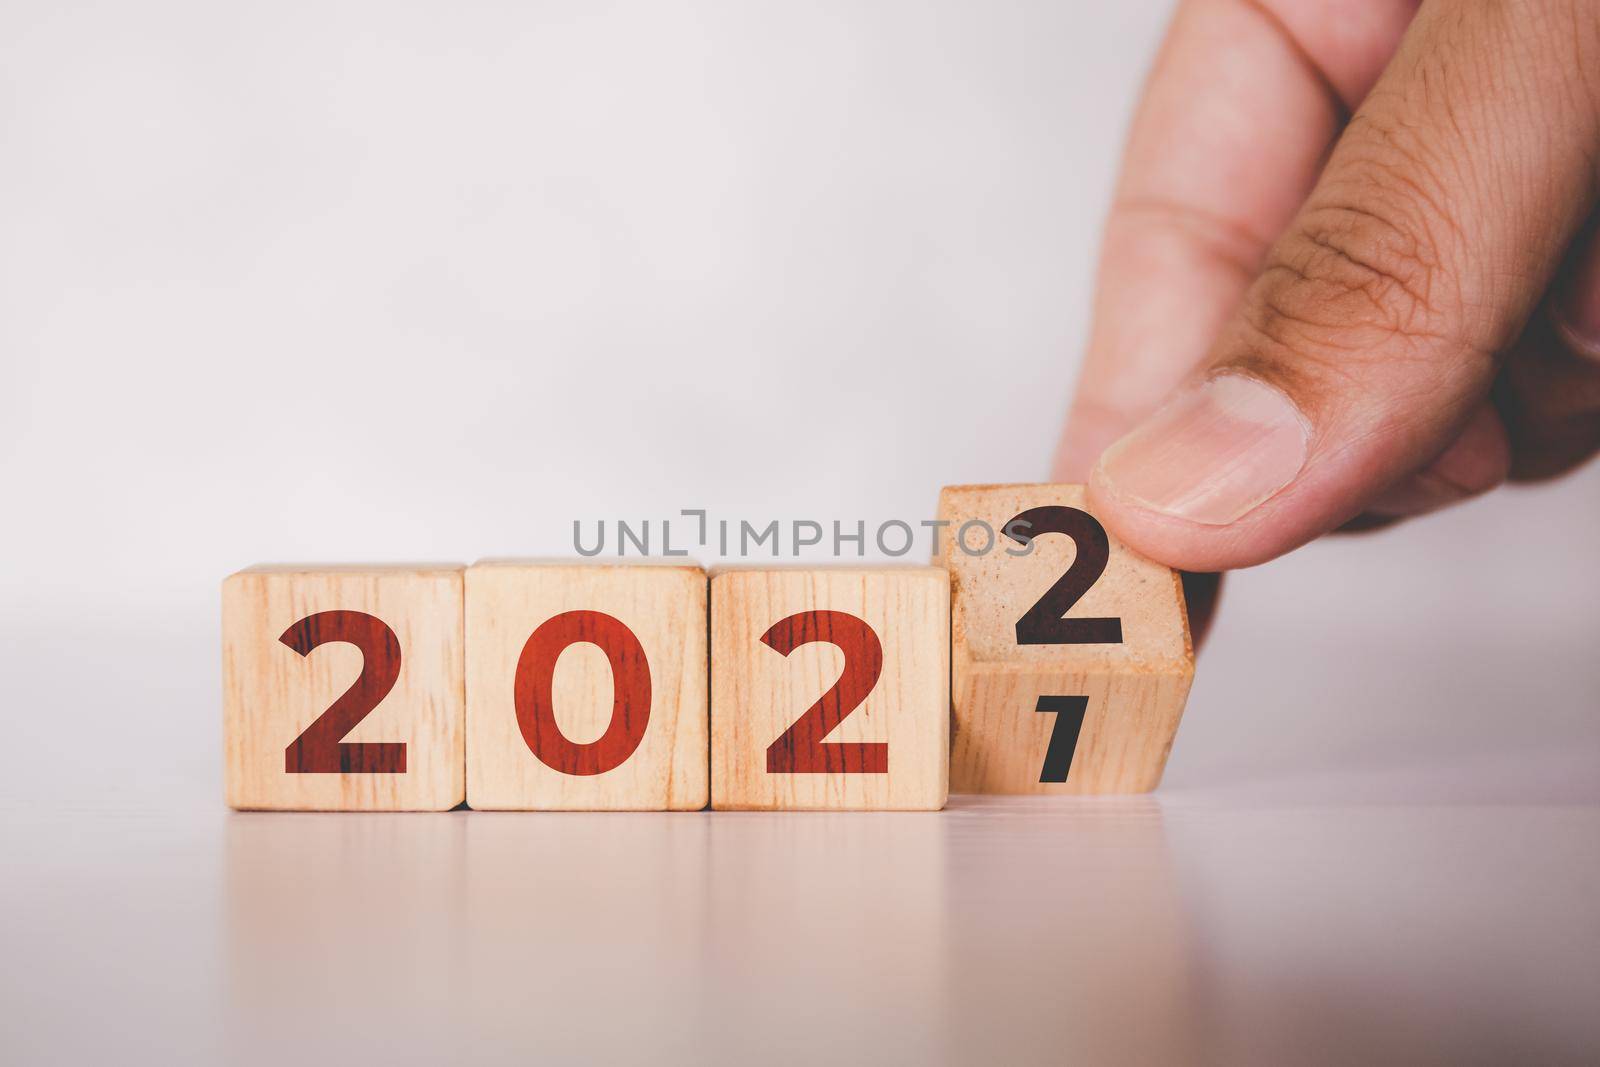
<box><xmin>938</xmin><ymin>484</ymin><xmax>1194</xmax><ymax>794</ymax></box>
<box><xmin>222</xmin><ymin>564</ymin><xmax>466</xmax><ymax>810</ymax></box>
<box><xmin>710</xmin><ymin>567</ymin><xmax>949</xmax><ymax>810</ymax></box>
<box><xmin>465</xmin><ymin>560</ymin><xmax>708</xmax><ymax>810</ymax></box>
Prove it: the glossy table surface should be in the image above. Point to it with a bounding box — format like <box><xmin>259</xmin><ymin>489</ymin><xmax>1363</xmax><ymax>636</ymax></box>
<box><xmin>5</xmin><ymin>784</ymin><xmax>1596</xmax><ymax>1066</ymax></box>
<box><xmin>7</xmin><ymin>481</ymin><xmax>1598</xmax><ymax>1064</ymax></box>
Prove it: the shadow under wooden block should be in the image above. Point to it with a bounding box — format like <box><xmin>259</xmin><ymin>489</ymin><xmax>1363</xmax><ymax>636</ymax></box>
<box><xmin>222</xmin><ymin>564</ymin><xmax>466</xmax><ymax>811</ymax></box>
<box><xmin>465</xmin><ymin>560</ymin><xmax>708</xmax><ymax>811</ymax></box>
<box><xmin>937</xmin><ymin>484</ymin><xmax>1194</xmax><ymax>794</ymax></box>
<box><xmin>710</xmin><ymin>566</ymin><xmax>949</xmax><ymax>811</ymax></box>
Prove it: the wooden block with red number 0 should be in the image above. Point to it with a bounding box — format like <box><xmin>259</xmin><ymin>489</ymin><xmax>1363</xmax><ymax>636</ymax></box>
<box><xmin>938</xmin><ymin>484</ymin><xmax>1194</xmax><ymax>794</ymax></box>
<box><xmin>710</xmin><ymin>567</ymin><xmax>949</xmax><ymax>810</ymax></box>
<box><xmin>222</xmin><ymin>564</ymin><xmax>466</xmax><ymax>810</ymax></box>
<box><xmin>465</xmin><ymin>560</ymin><xmax>708</xmax><ymax>810</ymax></box>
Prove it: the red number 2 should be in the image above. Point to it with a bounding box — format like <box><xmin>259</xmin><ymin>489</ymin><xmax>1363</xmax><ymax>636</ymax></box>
<box><xmin>514</xmin><ymin>610</ymin><xmax>652</xmax><ymax>776</ymax></box>
<box><xmin>281</xmin><ymin>610</ymin><xmax>406</xmax><ymax>774</ymax></box>
<box><xmin>763</xmin><ymin>610</ymin><xmax>886</xmax><ymax>774</ymax></box>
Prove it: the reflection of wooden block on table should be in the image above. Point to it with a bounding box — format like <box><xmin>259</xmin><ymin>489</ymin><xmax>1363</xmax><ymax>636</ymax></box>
<box><xmin>465</xmin><ymin>561</ymin><xmax>708</xmax><ymax>811</ymax></box>
<box><xmin>222</xmin><ymin>564</ymin><xmax>466</xmax><ymax>810</ymax></box>
<box><xmin>710</xmin><ymin>567</ymin><xmax>948</xmax><ymax>811</ymax></box>
<box><xmin>937</xmin><ymin>485</ymin><xmax>1193</xmax><ymax>794</ymax></box>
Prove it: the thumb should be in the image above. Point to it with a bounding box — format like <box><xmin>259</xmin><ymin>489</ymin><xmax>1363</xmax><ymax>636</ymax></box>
<box><xmin>1087</xmin><ymin>0</ymin><xmax>1600</xmax><ymax>572</ymax></box>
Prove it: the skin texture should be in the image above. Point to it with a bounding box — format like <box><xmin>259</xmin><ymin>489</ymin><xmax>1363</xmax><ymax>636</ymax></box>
<box><xmin>1054</xmin><ymin>0</ymin><xmax>1600</xmax><ymax>646</ymax></box>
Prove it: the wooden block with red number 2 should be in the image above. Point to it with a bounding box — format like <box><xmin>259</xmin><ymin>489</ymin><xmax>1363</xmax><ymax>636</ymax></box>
<box><xmin>939</xmin><ymin>484</ymin><xmax>1194</xmax><ymax>794</ymax></box>
<box><xmin>710</xmin><ymin>567</ymin><xmax>949</xmax><ymax>810</ymax></box>
<box><xmin>465</xmin><ymin>561</ymin><xmax>708</xmax><ymax>810</ymax></box>
<box><xmin>222</xmin><ymin>565</ymin><xmax>466</xmax><ymax>811</ymax></box>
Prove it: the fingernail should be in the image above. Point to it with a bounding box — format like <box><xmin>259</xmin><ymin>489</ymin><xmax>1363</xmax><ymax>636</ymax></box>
<box><xmin>1094</xmin><ymin>374</ymin><xmax>1311</xmax><ymax>525</ymax></box>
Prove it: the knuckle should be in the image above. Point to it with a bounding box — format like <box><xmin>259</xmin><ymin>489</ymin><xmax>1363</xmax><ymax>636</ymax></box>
<box><xmin>1105</xmin><ymin>195</ymin><xmax>1267</xmax><ymax>283</ymax></box>
<box><xmin>1241</xmin><ymin>87</ymin><xmax>1481</xmax><ymax>350</ymax></box>
<box><xmin>1293</xmin><ymin>202</ymin><xmax>1439</xmax><ymax>326</ymax></box>
<box><xmin>1240</xmin><ymin>146</ymin><xmax>1484</xmax><ymax>384</ymax></box>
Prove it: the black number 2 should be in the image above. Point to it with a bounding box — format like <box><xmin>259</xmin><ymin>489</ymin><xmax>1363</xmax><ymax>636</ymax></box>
<box><xmin>1003</xmin><ymin>505</ymin><xmax>1123</xmax><ymax>783</ymax></box>
<box><xmin>1005</xmin><ymin>506</ymin><xmax>1123</xmax><ymax>645</ymax></box>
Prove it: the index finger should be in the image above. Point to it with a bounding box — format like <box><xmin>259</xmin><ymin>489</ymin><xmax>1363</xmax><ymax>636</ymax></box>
<box><xmin>1053</xmin><ymin>0</ymin><xmax>1413</xmax><ymax>479</ymax></box>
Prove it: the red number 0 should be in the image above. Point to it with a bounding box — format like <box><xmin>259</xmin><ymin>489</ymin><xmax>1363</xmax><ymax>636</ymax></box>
<box><xmin>281</xmin><ymin>610</ymin><xmax>407</xmax><ymax>774</ymax></box>
<box><xmin>513</xmin><ymin>610</ymin><xmax>651</xmax><ymax>776</ymax></box>
<box><xmin>763</xmin><ymin>610</ymin><xmax>886</xmax><ymax>774</ymax></box>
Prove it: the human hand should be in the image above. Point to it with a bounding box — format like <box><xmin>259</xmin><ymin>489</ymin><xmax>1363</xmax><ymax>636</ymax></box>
<box><xmin>1054</xmin><ymin>0</ymin><xmax>1600</xmax><ymax>642</ymax></box>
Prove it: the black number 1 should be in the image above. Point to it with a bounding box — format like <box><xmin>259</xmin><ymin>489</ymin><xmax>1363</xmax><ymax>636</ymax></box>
<box><xmin>1035</xmin><ymin>695</ymin><xmax>1089</xmax><ymax>783</ymax></box>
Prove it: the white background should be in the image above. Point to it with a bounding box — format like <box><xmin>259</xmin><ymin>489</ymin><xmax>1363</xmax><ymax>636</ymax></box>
<box><xmin>3</xmin><ymin>0</ymin><xmax>1593</xmax><ymax>807</ymax></box>
<box><xmin>1</xmin><ymin>4</ymin><xmax>1597</xmax><ymax>1060</ymax></box>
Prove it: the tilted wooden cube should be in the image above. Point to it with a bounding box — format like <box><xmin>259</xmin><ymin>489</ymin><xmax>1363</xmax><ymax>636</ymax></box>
<box><xmin>465</xmin><ymin>560</ymin><xmax>708</xmax><ymax>810</ymax></box>
<box><xmin>222</xmin><ymin>564</ymin><xmax>466</xmax><ymax>810</ymax></box>
<box><xmin>710</xmin><ymin>567</ymin><xmax>948</xmax><ymax>810</ymax></box>
<box><xmin>938</xmin><ymin>484</ymin><xmax>1193</xmax><ymax>794</ymax></box>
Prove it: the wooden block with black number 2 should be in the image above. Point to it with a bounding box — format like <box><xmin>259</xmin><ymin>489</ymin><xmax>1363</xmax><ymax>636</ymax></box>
<box><xmin>710</xmin><ymin>567</ymin><xmax>949</xmax><ymax>810</ymax></box>
<box><xmin>222</xmin><ymin>564</ymin><xmax>466</xmax><ymax>810</ymax></box>
<box><xmin>938</xmin><ymin>484</ymin><xmax>1194</xmax><ymax>794</ymax></box>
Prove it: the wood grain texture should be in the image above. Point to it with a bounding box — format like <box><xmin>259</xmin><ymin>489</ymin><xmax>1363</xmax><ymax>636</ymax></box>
<box><xmin>710</xmin><ymin>567</ymin><xmax>949</xmax><ymax>811</ymax></box>
<box><xmin>938</xmin><ymin>484</ymin><xmax>1194</xmax><ymax>794</ymax></box>
<box><xmin>222</xmin><ymin>565</ymin><xmax>465</xmax><ymax>810</ymax></box>
<box><xmin>466</xmin><ymin>560</ymin><xmax>708</xmax><ymax>811</ymax></box>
